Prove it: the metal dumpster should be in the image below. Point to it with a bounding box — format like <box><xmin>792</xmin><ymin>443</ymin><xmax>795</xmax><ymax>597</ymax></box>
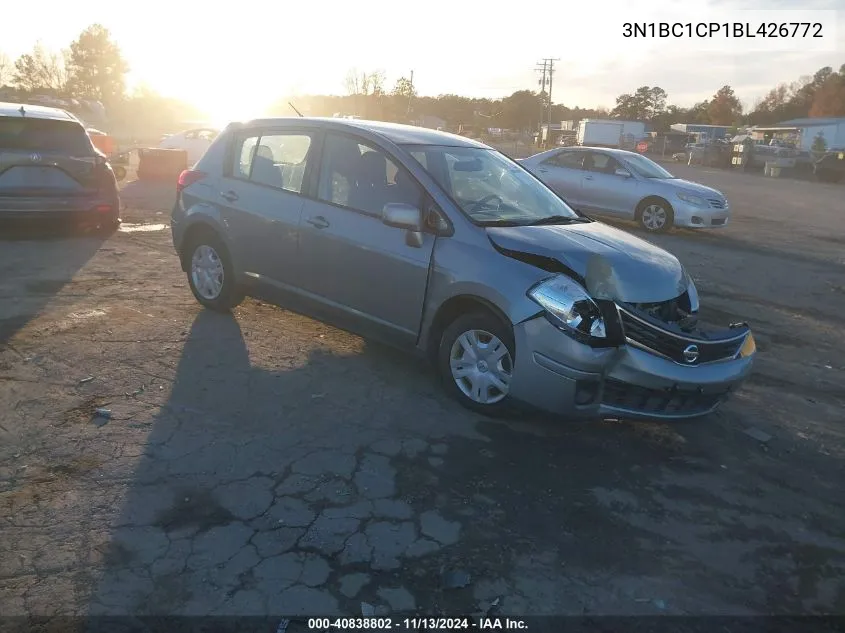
<box><xmin>137</xmin><ymin>148</ymin><xmax>188</xmax><ymax>182</ymax></box>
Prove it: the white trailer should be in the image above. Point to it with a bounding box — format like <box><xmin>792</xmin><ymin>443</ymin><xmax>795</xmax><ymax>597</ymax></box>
<box><xmin>577</xmin><ymin>120</ymin><xmax>624</xmax><ymax>147</ymax></box>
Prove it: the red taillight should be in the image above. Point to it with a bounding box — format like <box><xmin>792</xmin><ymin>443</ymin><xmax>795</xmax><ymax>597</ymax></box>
<box><xmin>93</xmin><ymin>204</ymin><xmax>113</xmax><ymax>213</ymax></box>
<box><xmin>177</xmin><ymin>170</ymin><xmax>206</xmax><ymax>193</ymax></box>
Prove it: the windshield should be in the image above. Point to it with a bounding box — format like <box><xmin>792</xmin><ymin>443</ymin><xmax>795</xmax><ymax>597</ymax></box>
<box><xmin>623</xmin><ymin>153</ymin><xmax>675</xmax><ymax>179</ymax></box>
<box><xmin>404</xmin><ymin>145</ymin><xmax>581</xmax><ymax>225</ymax></box>
<box><xmin>0</xmin><ymin>117</ymin><xmax>93</xmax><ymax>154</ymax></box>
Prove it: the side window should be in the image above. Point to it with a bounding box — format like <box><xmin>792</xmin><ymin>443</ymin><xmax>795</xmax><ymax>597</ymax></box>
<box><xmin>234</xmin><ymin>135</ymin><xmax>258</xmax><ymax>179</ymax></box>
<box><xmin>252</xmin><ymin>133</ymin><xmax>312</xmax><ymax>192</ymax></box>
<box><xmin>544</xmin><ymin>151</ymin><xmax>583</xmax><ymax>169</ymax></box>
<box><xmin>318</xmin><ymin>134</ymin><xmax>423</xmax><ymax>216</ymax></box>
<box><xmin>584</xmin><ymin>152</ymin><xmax>619</xmax><ymax>174</ymax></box>
<box><xmin>231</xmin><ymin>132</ymin><xmax>312</xmax><ymax>193</ymax></box>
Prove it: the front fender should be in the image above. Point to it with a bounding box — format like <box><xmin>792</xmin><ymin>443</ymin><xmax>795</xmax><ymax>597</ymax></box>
<box><xmin>419</xmin><ymin>237</ymin><xmax>550</xmax><ymax>351</ymax></box>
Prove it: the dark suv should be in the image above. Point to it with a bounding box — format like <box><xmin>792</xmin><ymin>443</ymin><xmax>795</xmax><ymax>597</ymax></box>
<box><xmin>0</xmin><ymin>102</ymin><xmax>121</xmax><ymax>232</ymax></box>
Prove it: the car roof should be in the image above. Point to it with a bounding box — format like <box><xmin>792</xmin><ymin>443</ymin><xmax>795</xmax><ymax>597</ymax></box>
<box><xmin>556</xmin><ymin>146</ymin><xmax>642</xmax><ymax>157</ymax></box>
<box><xmin>237</xmin><ymin>117</ymin><xmax>488</xmax><ymax>149</ymax></box>
<box><xmin>0</xmin><ymin>101</ymin><xmax>80</xmax><ymax>122</ymax></box>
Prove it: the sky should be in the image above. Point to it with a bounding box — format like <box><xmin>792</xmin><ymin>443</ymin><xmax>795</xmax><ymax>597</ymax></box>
<box><xmin>1</xmin><ymin>0</ymin><xmax>843</xmax><ymax>122</ymax></box>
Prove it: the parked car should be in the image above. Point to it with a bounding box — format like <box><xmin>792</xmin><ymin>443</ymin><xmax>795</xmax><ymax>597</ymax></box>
<box><xmin>172</xmin><ymin>119</ymin><xmax>755</xmax><ymax>420</ymax></box>
<box><xmin>159</xmin><ymin>128</ymin><xmax>219</xmax><ymax>166</ymax></box>
<box><xmin>518</xmin><ymin>147</ymin><xmax>730</xmax><ymax>232</ymax></box>
<box><xmin>0</xmin><ymin>102</ymin><xmax>121</xmax><ymax>233</ymax></box>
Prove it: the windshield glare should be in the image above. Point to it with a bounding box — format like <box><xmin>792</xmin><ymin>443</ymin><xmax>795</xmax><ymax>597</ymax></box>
<box><xmin>623</xmin><ymin>153</ymin><xmax>675</xmax><ymax>179</ymax></box>
<box><xmin>405</xmin><ymin>145</ymin><xmax>579</xmax><ymax>225</ymax></box>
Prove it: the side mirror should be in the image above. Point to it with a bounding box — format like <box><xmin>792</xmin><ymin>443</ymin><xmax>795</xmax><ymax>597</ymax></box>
<box><xmin>615</xmin><ymin>168</ymin><xmax>631</xmax><ymax>178</ymax></box>
<box><xmin>382</xmin><ymin>203</ymin><xmax>422</xmax><ymax>232</ymax></box>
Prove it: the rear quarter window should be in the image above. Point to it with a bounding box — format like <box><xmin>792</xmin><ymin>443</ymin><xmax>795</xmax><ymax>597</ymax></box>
<box><xmin>0</xmin><ymin>117</ymin><xmax>94</xmax><ymax>154</ymax></box>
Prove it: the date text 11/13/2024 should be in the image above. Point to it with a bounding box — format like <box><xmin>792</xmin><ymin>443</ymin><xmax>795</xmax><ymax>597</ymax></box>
<box><xmin>306</xmin><ymin>617</ymin><xmax>528</xmax><ymax>630</ymax></box>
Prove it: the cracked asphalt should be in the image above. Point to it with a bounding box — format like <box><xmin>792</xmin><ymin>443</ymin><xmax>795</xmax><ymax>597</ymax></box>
<box><xmin>1</xmin><ymin>165</ymin><xmax>844</xmax><ymax>619</ymax></box>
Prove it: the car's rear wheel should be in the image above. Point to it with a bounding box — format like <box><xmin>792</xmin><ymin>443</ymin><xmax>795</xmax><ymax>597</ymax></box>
<box><xmin>637</xmin><ymin>198</ymin><xmax>674</xmax><ymax>233</ymax></box>
<box><xmin>438</xmin><ymin>312</ymin><xmax>515</xmax><ymax>415</ymax></box>
<box><xmin>184</xmin><ymin>231</ymin><xmax>244</xmax><ymax>312</ymax></box>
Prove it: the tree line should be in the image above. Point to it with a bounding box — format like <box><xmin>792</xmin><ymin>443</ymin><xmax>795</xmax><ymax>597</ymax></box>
<box><xmin>1</xmin><ymin>26</ymin><xmax>843</xmax><ymax>135</ymax></box>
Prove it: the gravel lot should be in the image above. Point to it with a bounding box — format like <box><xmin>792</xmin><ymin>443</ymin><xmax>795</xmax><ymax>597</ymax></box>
<box><xmin>1</xmin><ymin>164</ymin><xmax>843</xmax><ymax>620</ymax></box>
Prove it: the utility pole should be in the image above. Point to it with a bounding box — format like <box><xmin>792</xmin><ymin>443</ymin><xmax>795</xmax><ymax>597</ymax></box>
<box><xmin>406</xmin><ymin>70</ymin><xmax>414</xmax><ymax>120</ymax></box>
<box><xmin>546</xmin><ymin>58</ymin><xmax>560</xmax><ymax>129</ymax></box>
<box><xmin>534</xmin><ymin>60</ymin><xmax>548</xmax><ymax>146</ymax></box>
<box><xmin>535</xmin><ymin>58</ymin><xmax>560</xmax><ymax>146</ymax></box>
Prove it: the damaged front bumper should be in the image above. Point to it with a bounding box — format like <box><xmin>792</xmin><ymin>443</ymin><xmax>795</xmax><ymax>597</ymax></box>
<box><xmin>508</xmin><ymin>307</ymin><xmax>755</xmax><ymax>421</ymax></box>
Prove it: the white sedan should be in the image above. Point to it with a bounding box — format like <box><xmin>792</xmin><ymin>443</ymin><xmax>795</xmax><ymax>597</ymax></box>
<box><xmin>159</xmin><ymin>128</ymin><xmax>219</xmax><ymax>166</ymax></box>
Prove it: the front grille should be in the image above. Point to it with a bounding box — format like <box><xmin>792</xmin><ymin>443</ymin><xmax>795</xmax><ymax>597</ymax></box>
<box><xmin>602</xmin><ymin>379</ymin><xmax>726</xmax><ymax>415</ymax></box>
<box><xmin>619</xmin><ymin>308</ymin><xmax>744</xmax><ymax>364</ymax></box>
<box><xmin>708</xmin><ymin>198</ymin><xmax>726</xmax><ymax>209</ymax></box>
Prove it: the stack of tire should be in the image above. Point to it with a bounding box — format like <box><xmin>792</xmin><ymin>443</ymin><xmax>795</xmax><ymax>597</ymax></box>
<box><xmin>137</xmin><ymin>148</ymin><xmax>188</xmax><ymax>182</ymax></box>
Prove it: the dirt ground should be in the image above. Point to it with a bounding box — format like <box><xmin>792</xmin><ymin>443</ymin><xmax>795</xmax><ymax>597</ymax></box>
<box><xmin>1</xmin><ymin>163</ymin><xmax>843</xmax><ymax>621</ymax></box>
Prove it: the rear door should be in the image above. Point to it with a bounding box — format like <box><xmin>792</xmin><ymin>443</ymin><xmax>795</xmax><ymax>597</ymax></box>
<box><xmin>216</xmin><ymin>127</ymin><xmax>317</xmax><ymax>287</ymax></box>
<box><xmin>532</xmin><ymin>150</ymin><xmax>585</xmax><ymax>205</ymax></box>
<box><xmin>580</xmin><ymin>152</ymin><xmax>640</xmax><ymax>217</ymax></box>
<box><xmin>0</xmin><ymin>116</ymin><xmax>104</xmax><ymax>204</ymax></box>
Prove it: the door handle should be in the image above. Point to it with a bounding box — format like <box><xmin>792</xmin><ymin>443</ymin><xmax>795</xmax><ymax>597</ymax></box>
<box><xmin>584</xmin><ymin>176</ymin><xmax>594</xmax><ymax>180</ymax></box>
<box><xmin>220</xmin><ymin>190</ymin><xmax>239</xmax><ymax>202</ymax></box>
<box><xmin>306</xmin><ymin>216</ymin><xmax>330</xmax><ymax>229</ymax></box>
<box><xmin>538</xmin><ymin>168</ymin><xmax>548</xmax><ymax>173</ymax></box>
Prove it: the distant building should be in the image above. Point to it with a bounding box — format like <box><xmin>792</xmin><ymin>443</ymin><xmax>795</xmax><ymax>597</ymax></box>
<box><xmin>751</xmin><ymin>117</ymin><xmax>845</xmax><ymax>152</ymax></box>
<box><xmin>670</xmin><ymin>123</ymin><xmax>730</xmax><ymax>141</ymax></box>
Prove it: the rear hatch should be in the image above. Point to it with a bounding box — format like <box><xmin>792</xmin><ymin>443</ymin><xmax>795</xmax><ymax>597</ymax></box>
<box><xmin>0</xmin><ymin>116</ymin><xmax>107</xmax><ymax>198</ymax></box>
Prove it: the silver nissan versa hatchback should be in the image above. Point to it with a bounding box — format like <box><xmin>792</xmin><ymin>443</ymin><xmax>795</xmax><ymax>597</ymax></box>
<box><xmin>172</xmin><ymin>118</ymin><xmax>756</xmax><ymax>420</ymax></box>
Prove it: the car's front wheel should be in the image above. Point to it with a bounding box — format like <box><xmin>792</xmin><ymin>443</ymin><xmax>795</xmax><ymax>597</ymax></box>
<box><xmin>184</xmin><ymin>231</ymin><xmax>244</xmax><ymax>312</ymax></box>
<box><xmin>438</xmin><ymin>312</ymin><xmax>515</xmax><ymax>415</ymax></box>
<box><xmin>637</xmin><ymin>198</ymin><xmax>674</xmax><ymax>232</ymax></box>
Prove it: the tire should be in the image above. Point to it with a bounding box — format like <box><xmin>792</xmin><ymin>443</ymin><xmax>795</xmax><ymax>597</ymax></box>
<box><xmin>94</xmin><ymin>217</ymin><xmax>120</xmax><ymax>236</ymax></box>
<box><xmin>437</xmin><ymin>311</ymin><xmax>515</xmax><ymax>416</ymax></box>
<box><xmin>183</xmin><ymin>230</ymin><xmax>244</xmax><ymax>312</ymax></box>
<box><xmin>636</xmin><ymin>198</ymin><xmax>674</xmax><ymax>233</ymax></box>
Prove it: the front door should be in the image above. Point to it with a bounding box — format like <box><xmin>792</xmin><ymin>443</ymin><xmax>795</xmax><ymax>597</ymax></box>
<box><xmin>298</xmin><ymin>133</ymin><xmax>435</xmax><ymax>344</ymax></box>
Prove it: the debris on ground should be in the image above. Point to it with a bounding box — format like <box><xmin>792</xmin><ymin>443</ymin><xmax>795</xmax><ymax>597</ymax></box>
<box><xmin>360</xmin><ymin>602</ymin><xmax>375</xmax><ymax>616</ymax></box>
<box><xmin>92</xmin><ymin>408</ymin><xmax>112</xmax><ymax>427</ymax></box>
<box><xmin>653</xmin><ymin>599</ymin><xmax>667</xmax><ymax>610</ymax></box>
<box><xmin>126</xmin><ymin>385</ymin><xmax>145</xmax><ymax>397</ymax></box>
<box><xmin>743</xmin><ymin>427</ymin><xmax>772</xmax><ymax>443</ymax></box>
<box><xmin>442</xmin><ymin>569</ymin><xmax>471</xmax><ymax>589</ymax></box>
<box><xmin>78</xmin><ymin>376</ymin><xmax>95</xmax><ymax>384</ymax></box>
<box><xmin>275</xmin><ymin>619</ymin><xmax>289</xmax><ymax>633</ymax></box>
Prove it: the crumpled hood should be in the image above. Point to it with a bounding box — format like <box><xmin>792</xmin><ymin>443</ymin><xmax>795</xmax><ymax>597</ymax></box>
<box><xmin>487</xmin><ymin>221</ymin><xmax>690</xmax><ymax>303</ymax></box>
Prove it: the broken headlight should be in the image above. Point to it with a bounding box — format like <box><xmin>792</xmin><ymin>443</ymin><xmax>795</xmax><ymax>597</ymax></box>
<box><xmin>528</xmin><ymin>275</ymin><xmax>607</xmax><ymax>340</ymax></box>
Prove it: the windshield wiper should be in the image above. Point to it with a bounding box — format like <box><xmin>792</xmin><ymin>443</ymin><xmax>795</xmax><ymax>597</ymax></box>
<box><xmin>523</xmin><ymin>215</ymin><xmax>588</xmax><ymax>226</ymax></box>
